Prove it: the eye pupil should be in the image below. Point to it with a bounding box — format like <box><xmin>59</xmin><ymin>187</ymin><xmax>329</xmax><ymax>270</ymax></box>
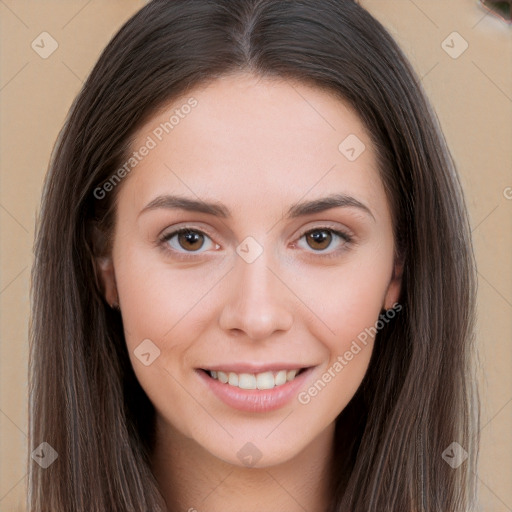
<box><xmin>178</xmin><ymin>230</ymin><xmax>204</xmax><ymax>251</ymax></box>
<box><xmin>307</xmin><ymin>230</ymin><xmax>332</xmax><ymax>250</ymax></box>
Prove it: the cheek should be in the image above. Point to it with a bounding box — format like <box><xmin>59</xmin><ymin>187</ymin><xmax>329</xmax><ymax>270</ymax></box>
<box><xmin>113</xmin><ymin>244</ymin><xmax>218</xmax><ymax>340</ymax></box>
<box><xmin>293</xmin><ymin>248</ymin><xmax>392</xmax><ymax>348</ymax></box>
<box><xmin>293</xmin><ymin>268</ymin><xmax>387</xmax><ymax>417</ymax></box>
<box><xmin>112</xmin><ymin>247</ymin><xmax>209</xmax><ymax>435</ymax></box>
<box><xmin>289</xmin><ymin>246</ymin><xmax>393</xmax><ymax>405</ymax></box>
<box><xmin>322</xmin><ymin>270</ymin><xmax>387</xmax><ymax>349</ymax></box>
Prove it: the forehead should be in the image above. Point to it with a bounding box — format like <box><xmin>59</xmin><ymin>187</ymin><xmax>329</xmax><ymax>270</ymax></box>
<box><xmin>118</xmin><ymin>73</ymin><xmax>388</xmax><ymax>222</ymax></box>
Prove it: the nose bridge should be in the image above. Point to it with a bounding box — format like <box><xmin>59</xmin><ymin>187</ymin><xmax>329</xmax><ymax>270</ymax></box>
<box><xmin>218</xmin><ymin>242</ymin><xmax>294</xmax><ymax>340</ymax></box>
<box><xmin>238</xmin><ymin>249</ymin><xmax>276</xmax><ymax>302</ymax></box>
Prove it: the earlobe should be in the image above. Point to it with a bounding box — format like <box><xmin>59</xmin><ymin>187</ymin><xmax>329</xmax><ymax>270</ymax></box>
<box><xmin>96</xmin><ymin>255</ymin><xmax>119</xmax><ymax>308</ymax></box>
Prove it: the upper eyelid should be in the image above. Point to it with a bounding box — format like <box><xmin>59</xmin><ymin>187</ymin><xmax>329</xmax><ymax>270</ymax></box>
<box><xmin>298</xmin><ymin>222</ymin><xmax>354</xmax><ymax>238</ymax></box>
<box><xmin>160</xmin><ymin>224</ymin><xmax>217</xmax><ymax>244</ymax></box>
<box><xmin>160</xmin><ymin>226</ymin><xmax>216</xmax><ymax>243</ymax></box>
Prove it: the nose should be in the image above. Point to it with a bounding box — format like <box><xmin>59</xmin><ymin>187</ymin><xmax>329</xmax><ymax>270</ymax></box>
<box><xmin>218</xmin><ymin>249</ymin><xmax>294</xmax><ymax>341</ymax></box>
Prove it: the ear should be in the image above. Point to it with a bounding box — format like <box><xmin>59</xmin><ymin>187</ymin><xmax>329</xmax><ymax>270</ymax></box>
<box><xmin>88</xmin><ymin>221</ymin><xmax>119</xmax><ymax>307</ymax></box>
<box><xmin>96</xmin><ymin>255</ymin><xmax>119</xmax><ymax>307</ymax></box>
<box><xmin>383</xmin><ymin>254</ymin><xmax>403</xmax><ymax>310</ymax></box>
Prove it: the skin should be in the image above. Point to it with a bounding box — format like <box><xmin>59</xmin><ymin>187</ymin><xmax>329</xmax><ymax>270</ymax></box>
<box><xmin>97</xmin><ymin>73</ymin><xmax>402</xmax><ymax>512</ymax></box>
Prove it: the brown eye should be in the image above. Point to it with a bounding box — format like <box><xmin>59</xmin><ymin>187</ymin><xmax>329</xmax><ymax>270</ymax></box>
<box><xmin>176</xmin><ymin>230</ymin><xmax>204</xmax><ymax>251</ymax></box>
<box><xmin>295</xmin><ymin>227</ymin><xmax>353</xmax><ymax>259</ymax></box>
<box><xmin>305</xmin><ymin>229</ymin><xmax>333</xmax><ymax>251</ymax></box>
<box><xmin>160</xmin><ymin>228</ymin><xmax>217</xmax><ymax>257</ymax></box>
<box><xmin>159</xmin><ymin>227</ymin><xmax>220</xmax><ymax>260</ymax></box>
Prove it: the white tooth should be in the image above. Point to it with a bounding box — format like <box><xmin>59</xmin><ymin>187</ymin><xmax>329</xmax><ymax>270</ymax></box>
<box><xmin>275</xmin><ymin>370</ymin><xmax>287</xmax><ymax>386</ymax></box>
<box><xmin>228</xmin><ymin>372</ymin><xmax>239</xmax><ymax>386</ymax></box>
<box><xmin>210</xmin><ymin>370</ymin><xmax>217</xmax><ymax>379</ymax></box>
<box><xmin>217</xmin><ymin>371</ymin><xmax>228</xmax><ymax>384</ymax></box>
<box><xmin>256</xmin><ymin>371</ymin><xmax>275</xmax><ymax>390</ymax></box>
<box><xmin>286</xmin><ymin>369</ymin><xmax>298</xmax><ymax>382</ymax></box>
<box><xmin>238</xmin><ymin>373</ymin><xmax>257</xmax><ymax>390</ymax></box>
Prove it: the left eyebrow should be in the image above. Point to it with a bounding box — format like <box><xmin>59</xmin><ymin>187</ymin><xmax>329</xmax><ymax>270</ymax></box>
<box><xmin>286</xmin><ymin>193</ymin><xmax>375</xmax><ymax>222</ymax></box>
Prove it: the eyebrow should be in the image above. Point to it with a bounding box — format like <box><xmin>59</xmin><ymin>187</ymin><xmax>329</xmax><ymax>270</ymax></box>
<box><xmin>139</xmin><ymin>193</ymin><xmax>375</xmax><ymax>221</ymax></box>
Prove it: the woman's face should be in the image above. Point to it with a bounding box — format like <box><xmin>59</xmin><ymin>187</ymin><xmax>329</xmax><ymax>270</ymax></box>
<box><xmin>99</xmin><ymin>73</ymin><xmax>401</xmax><ymax>468</ymax></box>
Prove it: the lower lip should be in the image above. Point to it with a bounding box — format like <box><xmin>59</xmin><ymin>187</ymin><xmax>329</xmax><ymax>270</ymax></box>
<box><xmin>196</xmin><ymin>368</ymin><xmax>314</xmax><ymax>413</ymax></box>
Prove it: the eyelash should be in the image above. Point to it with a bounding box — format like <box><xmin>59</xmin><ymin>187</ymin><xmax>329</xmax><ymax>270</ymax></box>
<box><xmin>158</xmin><ymin>225</ymin><xmax>354</xmax><ymax>261</ymax></box>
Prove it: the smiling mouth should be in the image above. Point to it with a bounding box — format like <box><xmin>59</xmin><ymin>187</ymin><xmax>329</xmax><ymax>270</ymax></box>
<box><xmin>200</xmin><ymin>368</ymin><xmax>308</xmax><ymax>390</ymax></box>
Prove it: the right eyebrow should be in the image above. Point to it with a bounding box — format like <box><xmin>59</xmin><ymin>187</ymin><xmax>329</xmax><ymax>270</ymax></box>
<box><xmin>138</xmin><ymin>195</ymin><xmax>230</xmax><ymax>218</ymax></box>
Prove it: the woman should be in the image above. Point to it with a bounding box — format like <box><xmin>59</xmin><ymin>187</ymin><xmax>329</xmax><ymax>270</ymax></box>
<box><xmin>29</xmin><ymin>0</ymin><xmax>480</xmax><ymax>510</ymax></box>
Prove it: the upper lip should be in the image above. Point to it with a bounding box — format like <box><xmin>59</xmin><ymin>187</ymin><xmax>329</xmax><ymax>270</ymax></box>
<box><xmin>199</xmin><ymin>363</ymin><xmax>312</xmax><ymax>373</ymax></box>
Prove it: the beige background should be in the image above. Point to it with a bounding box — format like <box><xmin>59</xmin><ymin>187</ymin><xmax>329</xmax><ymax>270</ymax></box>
<box><xmin>0</xmin><ymin>1</ymin><xmax>510</xmax><ymax>510</ymax></box>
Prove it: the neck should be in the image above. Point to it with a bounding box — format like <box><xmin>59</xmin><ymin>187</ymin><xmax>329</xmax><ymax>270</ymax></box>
<box><xmin>151</xmin><ymin>419</ymin><xmax>336</xmax><ymax>512</ymax></box>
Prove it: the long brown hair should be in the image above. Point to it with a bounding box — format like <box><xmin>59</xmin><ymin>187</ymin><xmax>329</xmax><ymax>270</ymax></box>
<box><xmin>29</xmin><ymin>0</ymin><xmax>479</xmax><ymax>510</ymax></box>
